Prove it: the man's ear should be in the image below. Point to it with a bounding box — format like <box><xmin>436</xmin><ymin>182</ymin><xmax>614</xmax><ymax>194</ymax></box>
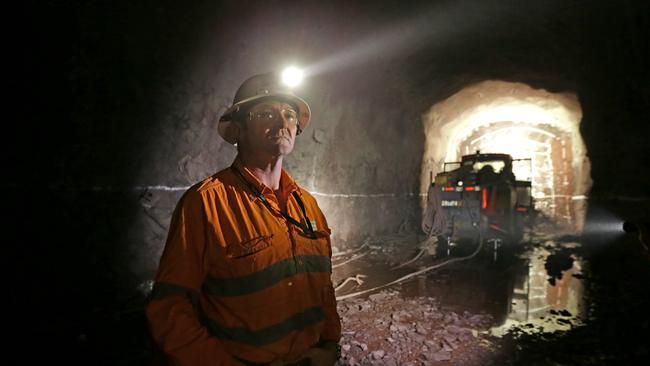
<box><xmin>232</xmin><ymin>108</ymin><xmax>248</xmax><ymax>129</ymax></box>
<box><xmin>232</xmin><ymin>121</ymin><xmax>244</xmax><ymax>146</ymax></box>
<box><xmin>234</xmin><ymin>118</ymin><xmax>246</xmax><ymax>133</ymax></box>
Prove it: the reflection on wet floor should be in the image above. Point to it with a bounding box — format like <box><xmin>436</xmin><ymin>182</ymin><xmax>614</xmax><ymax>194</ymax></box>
<box><xmin>489</xmin><ymin>244</ymin><xmax>586</xmax><ymax>335</ymax></box>
<box><xmin>333</xmin><ymin>235</ymin><xmax>588</xmax><ymax>337</ymax></box>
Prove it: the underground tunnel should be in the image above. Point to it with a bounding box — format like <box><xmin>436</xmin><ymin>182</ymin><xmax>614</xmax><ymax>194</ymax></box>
<box><xmin>9</xmin><ymin>0</ymin><xmax>650</xmax><ymax>365</ymax></box>
<box><xmin>421</xmin><ymin>80</ymin><xmax>591</xmax><ymax>232</ymax></box>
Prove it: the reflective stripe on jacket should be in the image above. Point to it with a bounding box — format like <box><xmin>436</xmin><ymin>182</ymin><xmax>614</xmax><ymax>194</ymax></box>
<box><xmin>146</xmin><ymin>157</ymin><xmax>341</xmax><ymax>365</ymax></box>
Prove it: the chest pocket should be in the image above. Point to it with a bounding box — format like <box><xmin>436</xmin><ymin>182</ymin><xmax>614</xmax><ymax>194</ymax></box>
<box><xmin>226</xmin><ymin>235</ymin><xmax>275</xmax><ymax>277</ymax></box>
<box><xmin>294</xmin><ymin>228</ymin><xmax>332</xmax><ymax>258</ymax></box>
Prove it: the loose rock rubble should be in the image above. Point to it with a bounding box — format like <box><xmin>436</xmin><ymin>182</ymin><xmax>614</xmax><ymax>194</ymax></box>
<box><xmin>335</xmin><ymin>290</ymin><xmax>498</xmax><ymax>365</ymax></box>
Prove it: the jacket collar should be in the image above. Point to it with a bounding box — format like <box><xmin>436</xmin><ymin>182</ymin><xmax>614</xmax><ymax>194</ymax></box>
<box><xmin>231</xmin><ymin>156</ymin><xmax>300</xmax><ymax>198</ymax></box>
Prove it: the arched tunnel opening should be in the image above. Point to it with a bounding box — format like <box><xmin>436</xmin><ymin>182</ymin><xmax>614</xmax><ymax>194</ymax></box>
<box><xmin>421</xmin><ymin>80</ymin><xmax>591</xmax><ymax>232</ymax></box>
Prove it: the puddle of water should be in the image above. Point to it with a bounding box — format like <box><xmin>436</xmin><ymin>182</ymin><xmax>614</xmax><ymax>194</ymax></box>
<box><xmin>489</xmin><ymin>245</ymin><xmax>587</xmax><ymax>336</ymax></box>
<box><xmin>399</xmin><ymin>244</ymin><xmax>588</xmax><ymax>336</ymax></box>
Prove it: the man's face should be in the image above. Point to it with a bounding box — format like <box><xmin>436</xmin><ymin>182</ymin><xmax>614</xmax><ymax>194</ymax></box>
<box><xmin>238</xmin><ymin>99</ymin><xmax>299</xmax><ymax>157</ymax></box>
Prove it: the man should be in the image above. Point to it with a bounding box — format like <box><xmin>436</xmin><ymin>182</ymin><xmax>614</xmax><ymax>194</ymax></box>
<box><xmin>420</xmin><ymin>181</ymin><xmax>447</xmax><ymax>255</ymax></box>
<box><xmin>146</xmin><ymin>72</ymin><xmax>341</xmax><ymax>366</ymax></box>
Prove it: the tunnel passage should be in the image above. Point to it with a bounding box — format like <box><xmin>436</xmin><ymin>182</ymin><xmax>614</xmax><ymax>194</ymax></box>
<box><xmin>421</xmin><ymin>80</ymin><xmax>591</xmax><ymax>232</ymax></box>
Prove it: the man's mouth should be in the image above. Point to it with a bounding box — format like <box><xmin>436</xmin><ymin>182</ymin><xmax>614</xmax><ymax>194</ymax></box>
<box><xmin>270</xmin><ymin>134</ymin><xmax>290</xmax><ymax>141</ymax></box>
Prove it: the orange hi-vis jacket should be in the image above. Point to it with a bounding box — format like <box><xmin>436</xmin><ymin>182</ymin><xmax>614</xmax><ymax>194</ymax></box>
<box><xmin>146</xmin><ymin>157</ymin><xmax>341</xmax><ymax>365</ymax></box>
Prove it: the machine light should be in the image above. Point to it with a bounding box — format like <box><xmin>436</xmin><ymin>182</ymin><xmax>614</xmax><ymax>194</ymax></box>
<box><xmin>482</xmin><ymin>189</ymin><xmax>488</xmax><ymax>209</ymax></box>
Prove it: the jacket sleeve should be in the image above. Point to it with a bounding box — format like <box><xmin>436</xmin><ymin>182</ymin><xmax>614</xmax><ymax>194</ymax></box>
<box><xmin>320</xmin><ymin>277</ymin><xmax>342</xmax><ymax>343</ymax></box>
<box><xmin>146</xmin><ymin>190</ymin><xmax>244</xmax><ymax>366</ymax></box>
<box><xmin>320</xmin><ymin>217</ymin><xmax>342</xmax><ymax>343</ymax></box>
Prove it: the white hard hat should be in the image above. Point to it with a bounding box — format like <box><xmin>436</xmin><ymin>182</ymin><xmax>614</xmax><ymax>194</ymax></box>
<box><xmin>218</xmin><ymin>72</ymin><xmax>311</xmax><ymax>144</ymax></box>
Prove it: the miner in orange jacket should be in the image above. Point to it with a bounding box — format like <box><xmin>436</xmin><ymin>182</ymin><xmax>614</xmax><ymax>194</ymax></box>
<box><xmin>146</xmin><ymin>72</ymin><xmax>341</xmax><ymax>366</ymax></box>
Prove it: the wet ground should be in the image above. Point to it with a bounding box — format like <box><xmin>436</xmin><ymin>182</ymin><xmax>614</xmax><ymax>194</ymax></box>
<box><xmin>51</xmin><ymin>201</ymin><xmax>649</xmax><ymax>366</ymax></box>
<box><xmin>331</xmin><ymin>208</ymin><xmax>650</xmax><ymax>365</ymax></box>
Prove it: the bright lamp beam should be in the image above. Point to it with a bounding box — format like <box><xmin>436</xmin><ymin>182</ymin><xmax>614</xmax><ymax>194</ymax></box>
<box><xmin>281</xmin><ymin>66</ymin><xmax>304</xmax><ymax>88</ymax></box>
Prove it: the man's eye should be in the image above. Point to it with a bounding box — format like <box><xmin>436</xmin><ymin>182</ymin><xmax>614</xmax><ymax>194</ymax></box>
<box><xmin>256</xmin><ymin>111</ymin><xmax>275</xmax><ymax>119</ymax></box>
<box><xmin>283</xmin><ymin>110</ymin><xmax>298</xmax><ymax>120</ymax></box>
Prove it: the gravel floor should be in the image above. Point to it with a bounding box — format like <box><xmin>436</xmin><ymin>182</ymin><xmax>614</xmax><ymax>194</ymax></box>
<box><xmin>336</xmin><ymin>290</ymin><xmax>499</xmax><ymax>365</ymax></box>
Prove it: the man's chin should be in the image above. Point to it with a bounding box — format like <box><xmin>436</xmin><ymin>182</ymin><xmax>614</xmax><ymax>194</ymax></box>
<box><xmin>277</xmin><ymin>145</ymin><xmax>294</xmax><ymax>156</ymax></box>
<box><xmin>264</xmin><ymin>142</ymin><xmax>294</xmax><ymax>156</ymax></box>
